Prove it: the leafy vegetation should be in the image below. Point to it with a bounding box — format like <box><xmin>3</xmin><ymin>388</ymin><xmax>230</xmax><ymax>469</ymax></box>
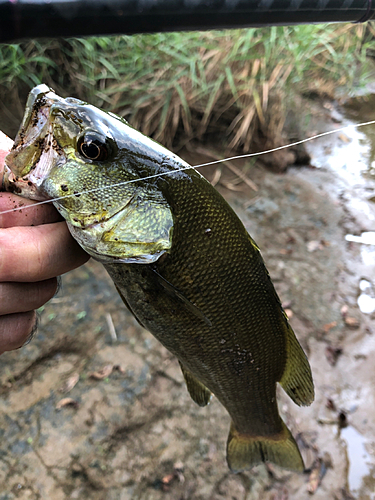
<box><xmin>0</xmin><ymin>24</ymin><xmax>374</xmax><ymax>156</ymax></box>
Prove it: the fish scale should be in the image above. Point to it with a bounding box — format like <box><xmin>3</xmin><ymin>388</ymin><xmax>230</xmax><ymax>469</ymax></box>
<box><xmin>4</xmin><ymin>84</ymin><xmax>314</xmax><ymax>473</ymax></box>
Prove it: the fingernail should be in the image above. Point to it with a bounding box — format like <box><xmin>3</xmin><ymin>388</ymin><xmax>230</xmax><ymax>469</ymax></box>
<box><xmin>22</xmin><ymin>316</ymin><xmax>39</xmax><ymax>346</ymax></box>
<box><xmin>54</xmin><ymin>275</ymin><xmax>62</xmax><ymax>297</ymax></box>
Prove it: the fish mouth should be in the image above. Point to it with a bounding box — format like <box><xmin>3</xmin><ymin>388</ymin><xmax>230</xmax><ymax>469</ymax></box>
<box><xmin>3</xmin><ymin>84</ymin><xmax>67</xmax><ymax>201</ymax></box>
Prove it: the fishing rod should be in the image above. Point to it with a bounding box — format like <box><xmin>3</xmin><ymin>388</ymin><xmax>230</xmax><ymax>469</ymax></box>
<box><xmin>0</xmin><ymin>0</ymin><xmax>374</xmax><ymax>43</ymax></box>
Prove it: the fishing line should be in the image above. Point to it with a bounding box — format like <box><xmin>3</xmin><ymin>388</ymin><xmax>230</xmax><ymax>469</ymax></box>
<box><xmin>1</xmin><ymin>118</ymin><xmax>375</xmax><ymax>217</ymax></box>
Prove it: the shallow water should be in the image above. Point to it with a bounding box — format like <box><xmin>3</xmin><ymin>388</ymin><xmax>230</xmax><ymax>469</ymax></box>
<box><xmin>345</xmin><ymin>94</ymin><xmax>375</xmax><ymax>176</ymax></box>
<box><xmin>303</xmin><ymin>97</ymin><xmax>375</xmax><ymax>497</ymax></box>
<box><xmin>341</xmin><ymin>425</ymin><xmax>372</xmax><ymax>494</ymax></box>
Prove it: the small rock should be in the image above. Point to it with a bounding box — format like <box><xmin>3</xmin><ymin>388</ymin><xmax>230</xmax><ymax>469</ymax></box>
<box><xmin>284</xmin><ymin>309</ymin><xmax>293</xmax><ymax>318</ymax></box>
<box><xmin>330</xmin><ymin>109</ymin><xmax>343</xmax><ymax>123</ymax></box>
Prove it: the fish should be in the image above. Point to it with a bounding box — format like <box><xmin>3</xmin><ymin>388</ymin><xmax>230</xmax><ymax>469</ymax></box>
<box><xmin>3</xmin><ymin>84</ymin><xmax>314</xmax><ymax>473</ymax></box>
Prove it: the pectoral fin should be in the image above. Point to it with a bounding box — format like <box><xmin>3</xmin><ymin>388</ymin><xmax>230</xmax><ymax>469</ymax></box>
<box><xmin>179</xmin><ymin>361</ymin><xmax>212</xmax><ymax>407</ymax></box>
<box><xmin>151</xmin><ymin>269</ymin><xmax>212</xmax><ymax>326</ymax></box>
<box><xmin>114</xmin><ymin>284</ymin><xmax>146</xmax><ymax>329</ymax></box>
<box><xmin>279</xmin><ymin>319</ymin><xmax>314</xmax><ymax>407</ymax></box>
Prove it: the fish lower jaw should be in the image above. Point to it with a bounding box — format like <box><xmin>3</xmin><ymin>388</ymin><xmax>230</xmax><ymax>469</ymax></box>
<box><xmin>3</xmin><ymin>167</ymin><xmax>49</xmax><ymax>201</ymax></box>
<box><xmin>66</xmin><ymin>222</ymin><xmax>167</xmax><ymax>265</ymax></box>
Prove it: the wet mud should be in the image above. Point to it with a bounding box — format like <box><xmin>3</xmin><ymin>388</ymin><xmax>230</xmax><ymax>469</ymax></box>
<box><xmin>1</xmin><ymin>100</ymin><xmax>375</xmax><ymax>499</ymax></box>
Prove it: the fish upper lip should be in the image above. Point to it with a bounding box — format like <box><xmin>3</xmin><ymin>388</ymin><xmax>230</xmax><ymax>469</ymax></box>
<box><xmin>4</xmin><ymin>87</ymin><xmax>68</xmax><ymax>195</ymax></box>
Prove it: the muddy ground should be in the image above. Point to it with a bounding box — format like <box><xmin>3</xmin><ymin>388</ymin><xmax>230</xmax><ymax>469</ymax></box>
<box><xmin>1</xmin><ymin>100</ymin><xmax>375</xmax><ymax>500</ymax></box>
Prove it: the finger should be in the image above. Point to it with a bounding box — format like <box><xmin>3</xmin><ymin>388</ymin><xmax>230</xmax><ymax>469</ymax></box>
<box><xmin>0</xmin><ymin>132</ymin><xmax>13</xmax><ymax>186</ymax></box>
<box><xmin>0</xmin><ymin>310</ymin><xmax>37</xmax><ymax>354</ymax></box>
<box><xmin>0</xmin><ymin>221</ymin><xmax>90</xmax><ymax>282</ymax></box>
<box><xmin>0</xmin><ymin>192</ymin><xmax>62</xmax><ymax>228</ymax></box>
<box><xmin>0</xmin><ymin>278</ymin><xmax>58</xmax><ymax>315</ymax></box>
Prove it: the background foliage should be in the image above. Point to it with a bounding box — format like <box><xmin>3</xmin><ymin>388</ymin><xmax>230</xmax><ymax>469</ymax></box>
<box><xmin>0</xmin><ymin>24</ymin><xmax>375</xmax><ymax>156</ymax></box>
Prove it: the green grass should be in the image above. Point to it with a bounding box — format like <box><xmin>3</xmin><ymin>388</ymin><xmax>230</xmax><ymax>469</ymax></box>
<box><xmin>0</xmin><ymin>24</ymin><xmax>374</xmax><ymax>154</ymax></box>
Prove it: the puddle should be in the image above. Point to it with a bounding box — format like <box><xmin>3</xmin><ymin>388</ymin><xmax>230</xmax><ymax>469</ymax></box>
<box><xmin>345</xmin><ymin>232</ymin><xmax>375</xmax><ymax>245</ymax></box>
<box><xmin>357</xmin><ymin>279</ymin><xmax>375</xmax><ymax>314</ymax></box>
<box><xmin>308</xmin><ymin>122</ymin><xmax>371</xmax><ymax>183</ymax></box>
<box><xmin>345</xmin><ymin>94</ymin><xmax>375</xmax><ymax>175</ymax></box>
<box><xmin>345</xmin><ymin>232</ymin><xmax>375</xmax><ymax>267</ymax></box>
<box><xmin>360</xmin><ymin>245</ymin><xmax>375</xmax><ymax>266</ymax></box>
<box><xmin>341</xmin><ymin>426</ymin><xmax>373</xmax><ymax>494</ymax></box>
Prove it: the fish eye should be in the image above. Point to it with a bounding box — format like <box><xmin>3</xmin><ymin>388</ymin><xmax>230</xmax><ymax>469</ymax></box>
<box><xmin>77</xmin><ymin>133</ymin><xmax>109</xmax><ymax>161</ymax></box>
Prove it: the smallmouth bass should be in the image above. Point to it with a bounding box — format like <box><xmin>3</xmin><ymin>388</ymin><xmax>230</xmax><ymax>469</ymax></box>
<box><xmin>4</xmin><ymin>85</ymin><xmax>314</xmax><ymax>472</ymax></box>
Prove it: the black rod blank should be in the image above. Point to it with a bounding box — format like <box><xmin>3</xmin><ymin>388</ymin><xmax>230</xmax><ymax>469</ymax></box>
<box><xmin>0</xmin><ymin>0</ymin><xmax>374</xmax><ymax>43</ymax></box>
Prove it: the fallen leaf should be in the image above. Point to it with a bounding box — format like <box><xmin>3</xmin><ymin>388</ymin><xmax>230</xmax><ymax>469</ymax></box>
<box><xmin>323</xmin><ymin>321</ymin><xmax>337</xmax><ymax>333</ymax></box>
<box><xmin>56</xmin><ymin>398</ymin><xmax>79</xmax><ymax>410</ymax></box>
<box><xmin>345</xmin><ymin>317</ymin><xmax>360</xmax><ymax>328</ymax></box>
<box><xmin>338</xmin><ymin>133</ymin><xmax>351</xmax><ymax>143</ymax></box>
<box><xmin>307</xmin><ymin>456</ymin><xmax>330</xmax><ymax>494</ymax></box>
<box><xmin>59</xmin><ymin>373</ymin><xmax>79</xmax><ymax>393</ymax></box>
<box><xmin>89</xmin><ymin>364</ymin><xmax>113</xmax><ymax>380</ymax></box>
<box><xmin>162</xmin><ymin>473</ymin><xmax>174</xmax><ymax>485</ymax></box>
<box><xmin>308</xmin><ymin>461</ymin><xmax>321</xmax><ymax>494</ymax></box>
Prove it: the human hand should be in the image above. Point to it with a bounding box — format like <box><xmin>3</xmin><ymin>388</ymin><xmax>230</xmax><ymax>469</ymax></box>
<box><xmin>0</xmin><ymin>131</ymin><xmax>89</xmax><ymax>355</ymax></box>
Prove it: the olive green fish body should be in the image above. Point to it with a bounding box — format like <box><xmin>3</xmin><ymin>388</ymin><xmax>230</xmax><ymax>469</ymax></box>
<box><xmin>4</xmin><ymin>85</ymin><xmax>314</xmax><ymax>473</ymax></box>
<box><xmin>105</xmin><ymin>165</ymin><xmax>312</xmax><ymax>471</ymax></box>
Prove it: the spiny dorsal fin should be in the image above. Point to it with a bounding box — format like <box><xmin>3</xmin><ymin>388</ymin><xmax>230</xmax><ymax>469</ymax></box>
<box><xmin>179</xmin><ymin>361</ymin><xmax>212</xmax><ymax>407</ymax></box>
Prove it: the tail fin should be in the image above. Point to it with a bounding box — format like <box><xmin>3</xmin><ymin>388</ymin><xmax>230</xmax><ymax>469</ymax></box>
<box><xmin>226</xmin><ymin>421</ymin><xmax>304</xmax><ymax>473</ymax></box>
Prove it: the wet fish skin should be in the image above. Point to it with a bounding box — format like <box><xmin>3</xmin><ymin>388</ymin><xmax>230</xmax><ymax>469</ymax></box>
<box><xmin>4</xmin><ymin>85</ymin><xmax>314</xmax><ymax>473</ymax></box>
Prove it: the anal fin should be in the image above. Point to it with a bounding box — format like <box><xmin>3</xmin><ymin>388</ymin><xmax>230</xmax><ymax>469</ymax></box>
<box><xmin>179</xmin><ymin>361</ymin><xmax>212</xmax><ymax>407</ymax></box>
